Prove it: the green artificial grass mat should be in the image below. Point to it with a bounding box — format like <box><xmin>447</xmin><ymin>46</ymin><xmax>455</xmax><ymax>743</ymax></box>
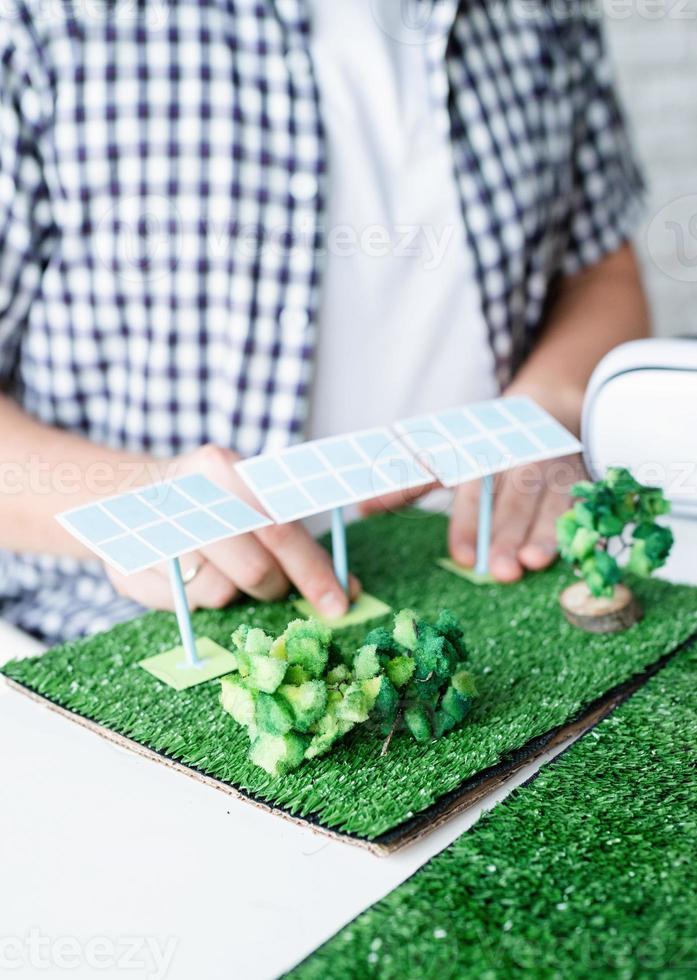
<box><xmin>3</xmin><ymin>511</ymin><xmax>697</xmax><ymax>842</ymax></box>
<box><xmin>287</xmin><ymin>633</ymin><xmax>697</xmax><ymax>979</ymax></box>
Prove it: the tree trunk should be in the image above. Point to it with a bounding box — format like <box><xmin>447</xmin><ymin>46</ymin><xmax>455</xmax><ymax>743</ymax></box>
<box><xmin>560</xmin><ymin>582</ymin><xmax>643</xmax><ymax>634</ymax></box>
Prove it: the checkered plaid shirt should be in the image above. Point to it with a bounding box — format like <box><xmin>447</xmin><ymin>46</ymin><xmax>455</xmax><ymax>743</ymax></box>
<box><xmin>0</xmin><ymin>0</ymin><xmax>644</xmax><ymax>643</ymax></box>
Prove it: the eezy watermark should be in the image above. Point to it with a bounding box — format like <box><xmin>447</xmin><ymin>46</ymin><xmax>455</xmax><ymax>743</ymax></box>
<box><xmin>0</xmin><ymin>930</ymin><xmax>177</xmax><ymax>978</ymax></box>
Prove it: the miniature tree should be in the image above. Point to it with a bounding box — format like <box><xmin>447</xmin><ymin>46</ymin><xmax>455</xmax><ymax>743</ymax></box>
<box><xmin>352</xmin><ymin>609</ymin><xmax>477</xmax><ymax>752</ymax></box>
<box><xmin>556</xmin><ymin>467</ymin><xmax>674</xmax><ymax>633</ymax></box>
<box><xmin>220</xmin><ymin>610</ymin><xmax>477</xmax><ymax>776</ymax></box>
<box><xmin>220</xmin><ymin>618</ymin><xmax>383</xmax><ymax>777</ymax></box>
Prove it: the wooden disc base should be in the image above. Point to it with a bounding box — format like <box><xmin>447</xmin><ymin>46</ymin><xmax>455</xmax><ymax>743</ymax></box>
<box><xmin>560</xmin><ymin>582</ymin><xmax>643</xmax><ymax>634</ymax></box>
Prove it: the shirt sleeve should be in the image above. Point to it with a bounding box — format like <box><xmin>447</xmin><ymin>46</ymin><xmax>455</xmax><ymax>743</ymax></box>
<box><xmin>560</xmin><ymin>11</ymin><xmax>646</xmax><ymax>276</ymax></box>
<box><xmin>0</xmin><ymin>22</ymin><xmax>54</xmax><ymax>386</ymax></box>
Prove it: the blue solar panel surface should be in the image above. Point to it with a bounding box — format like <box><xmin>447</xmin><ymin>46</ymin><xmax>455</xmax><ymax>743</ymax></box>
<box><xmin>394</xmin><ymin>397</ymin><xmax>582</xmax><ymax>487</ymax></box>
<box><xmin>58</xmin><ymin>401</ymin><xmax>582</xmax><ymax>572</ymax></box>
<box><xmin>58</xmin><ymin>475</ymin><xmax>271</xmax><ymax>575</ymax></box>
<box><xmin>235</xmin><ymin>427</ymin><xmax>433</xmax><ymax>523</ymax></box>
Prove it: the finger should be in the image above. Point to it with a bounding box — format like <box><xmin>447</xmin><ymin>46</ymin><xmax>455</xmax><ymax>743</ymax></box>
<box><xmin>173</xmin><ymin>447</ymin><xmax>289</xmax><ymax>599</ymax></box>
<box><xmin>518</xmin><ymin>486</ymin><xmax>570</xmax><ymax>571</ymax></box>
<box><xmin>149</xmin><ymin>551</ymin><xmax>223</xmax><ymax>609</ymax></box>
<box><xmin>178</xmin><ymin>443</ymin><xmax>361</xmax><ymax>611</ymax></box>
<box><xmin>256</xmin><ymin>520</ymin><xmax>357</xmax><ymax>620</ymax></box>
<box><xmin>185</xmin><ymin>561</ymin><xmax>240</xmax><ymax>611</ymax></box>
<box><xmin>447</xmin><ymin>481</ymin><xmax>481</xmax><ymax>567</ymax></box>
<box><xmin>517</xmin><ymin>454</ymin><xmax>585</xmax><ymax>571</ymax></box>
<box><xmin>359</xmin><ymin>481</ymin><xmax>436</xmax><ymax>516</ymax></box>
<box><xmin>487</xmin><ymin>470</ymin><xmax>540</xmax><ymax>582</ymax></box>
<box><xmin>180</xmin><ymin>545</ymin><xmax>359</xmax><ymax>610</ymax></box>
<box><xmin>201</xmin><ymin>533</ymin><xmax>290</xmax><ymax>602</ymax></box>
<box><xmin>107</xmin><ymin>567</ymin><xmax>176</xmax><ymax>611</ymax></box>
<box><xmin>156</xmin><ymin>547</ymin><xmax>358</xmax><ymax>610</ymax></box>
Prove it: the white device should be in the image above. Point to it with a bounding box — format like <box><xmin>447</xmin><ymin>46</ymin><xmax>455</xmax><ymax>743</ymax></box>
<box><xmin>582</xmin><ymin>338</ymin><xmax>697</xmax><ymax>517</ymax></box>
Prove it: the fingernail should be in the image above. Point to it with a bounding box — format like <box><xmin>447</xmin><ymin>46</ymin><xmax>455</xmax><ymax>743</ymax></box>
<box><xmin>319</xmin><ymin>591</ymin><xmax>347</xmax><ymax>619</ymax></box>
<box><xmin>492</xmin><ymin>555</ymin><xmax>521</xmax><ymax>580</ymax></box>
<box><xmin>520</xmin><ymin>543</ymin><xmax>557</xmax><ymax>568</ymax></box>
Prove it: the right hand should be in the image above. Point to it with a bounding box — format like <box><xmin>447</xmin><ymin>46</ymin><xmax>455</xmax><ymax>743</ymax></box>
<box><xmin>105</xmin><ymin>444</ymin><xmax>360</xmax><ymax>618</ymax></box>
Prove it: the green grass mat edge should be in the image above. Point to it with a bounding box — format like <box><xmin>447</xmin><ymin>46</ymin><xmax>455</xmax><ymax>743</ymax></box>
<box><xmin>286</xmin><ymin>638</ymin><xmax>697</xmax><ymax>978</ymax></box>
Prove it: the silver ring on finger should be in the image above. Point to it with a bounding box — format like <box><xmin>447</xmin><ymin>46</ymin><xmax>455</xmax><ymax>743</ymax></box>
<box><xmin>182</xmin><ymin>561</ymin><xmax>204</xmax><ymax>586</ymax></box>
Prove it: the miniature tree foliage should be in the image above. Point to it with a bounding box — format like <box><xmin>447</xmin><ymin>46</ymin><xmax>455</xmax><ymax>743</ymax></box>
<box><xmin>352</xmin><ymin>609</ymin><xmax>477</xmax><ymax>749</ymax></box>
<box><xmin>220</xmin><ymin>618</ymin><xmax>379</xmax><ymax>778</ymax></box>
<box><xmin>220</xmin><ymin>610</ymin><xmax>477</xmax><ymax>777</ymax></box>
<box><xmin>556</xmin><ymin>467</ymin><xmax>674</xmax><ymax>598</ymax></box>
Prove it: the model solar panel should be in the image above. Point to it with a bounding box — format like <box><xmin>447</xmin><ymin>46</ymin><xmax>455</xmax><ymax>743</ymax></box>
<box><xmin>58</xmin><ymin>475</ymin><xmax>272</xmax><ymax>576</ymax></box>
<box><xmin>394</xmin><ymin>397</ymin><xmax>582</xmax><ymax>488</ymax></box>
<box><xmin>235</xmin><ymin>428</ymin><xmax>433</xmax><ymax>523</ymax></box>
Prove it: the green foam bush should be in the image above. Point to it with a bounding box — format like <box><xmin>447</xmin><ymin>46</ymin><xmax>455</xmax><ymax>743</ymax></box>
<box><xmin>355</xmin><ymin>609</ymin><xmax>477</xmax><ymax>744</ymax></box>
<box><xmin>221</xmin><ymin>609</ymin><xmax>478</xmax><ymax>776</ymax></box>
<box><xmin>221</xmin><ymin>618</ymin><xmax>383</xmax><ymax>776</ymax></box>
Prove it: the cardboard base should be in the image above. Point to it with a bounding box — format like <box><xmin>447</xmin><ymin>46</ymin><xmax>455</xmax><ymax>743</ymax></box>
<box><xmin>5</xmin><ymin>638</ymin><xmax>685</xmax><ymax>855</ymax></box>
<box><xmin>436</xmin><ymin>557</ymin><xmax>497</xmax><ymax>585</ymax></box>
<box><xmin>293</xmin><ymin>592</ymin><xmax>392</xmax><ymax>628</ymax></box>
<box><xmin>139</xmin><ymin>637</ymin><xmax>237</xmax><ymax>691</ymax></box>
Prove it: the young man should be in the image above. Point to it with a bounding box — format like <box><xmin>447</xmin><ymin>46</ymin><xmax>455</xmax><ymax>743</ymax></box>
<box><xmin>0</xmin><ymin>0</ymin><xmax>649</xmax><ymax>642</ymax></box>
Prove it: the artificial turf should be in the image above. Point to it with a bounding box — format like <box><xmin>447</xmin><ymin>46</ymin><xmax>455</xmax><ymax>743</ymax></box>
<box><xmin>287</xmin><ymin>631</ymin><xmax>697</xmax><ymax>979</ymax></box>
<box><xmin>3</xmin><ymin>510</ymin><xmax>697</xmax><ymax>841</ymax></box>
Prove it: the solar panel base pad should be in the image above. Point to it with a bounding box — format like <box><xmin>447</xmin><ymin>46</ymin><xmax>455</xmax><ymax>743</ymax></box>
<box><xmin>293</xmin><ymin>592</ymin><xmax>392</xmax><ymax>629</ymax></box>
<box><xmin>436</xmin><ymin>557</ymin><xmax>499</xmax><ymax>586</ymax></box>
<box><xmin>139</xmin><ymin>637</ymin><xmax>238</xmax><ymax>691</ymax></box>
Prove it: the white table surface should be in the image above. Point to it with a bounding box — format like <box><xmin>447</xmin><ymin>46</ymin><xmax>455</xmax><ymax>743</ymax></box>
<box><xmin>2</xmin><ymin>517</ymin><xmax>696</xmax><ymax>980</ymax></box>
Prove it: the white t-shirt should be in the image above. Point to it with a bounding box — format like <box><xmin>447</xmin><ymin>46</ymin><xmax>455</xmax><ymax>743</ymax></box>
<box><xmin>306</xmin><ymin>0</ymin><xmax>497</xmax><ymax>444</ymax></box>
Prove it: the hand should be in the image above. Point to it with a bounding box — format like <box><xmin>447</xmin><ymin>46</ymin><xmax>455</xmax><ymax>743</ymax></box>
<box><xmin>446</xmin><ymin>454</ymin><xmax>586</xmax><ymax>582</ymax></box>
<box><xmin>360</xmin><ymin>453</ymin><xmax>585</xmax><ymax>583</ymax></box>
<box><xmin>359</xmin><ymin>371</ymin><xmax>587</xmax><ymax>583</ymax></box>
<box><xmin>105</xmin><ymin>444</ymin><xmax>360</xmax><ymax>617</ymax></box>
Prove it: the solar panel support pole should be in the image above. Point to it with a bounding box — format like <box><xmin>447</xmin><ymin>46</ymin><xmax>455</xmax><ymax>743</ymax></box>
<box><xmin>475</xmin><ymin>474</ymin><xmax>494</xmax><ymax>576</ymax></box>
<box><xmin>331</xmin><ymin>506</ymin><xmax>349</xmax><ymax>594</ymax></box>
<box><xmin>168</xmin><ymin>557</ymin><xmax>201</xmax><ymax>667</ymax></box>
